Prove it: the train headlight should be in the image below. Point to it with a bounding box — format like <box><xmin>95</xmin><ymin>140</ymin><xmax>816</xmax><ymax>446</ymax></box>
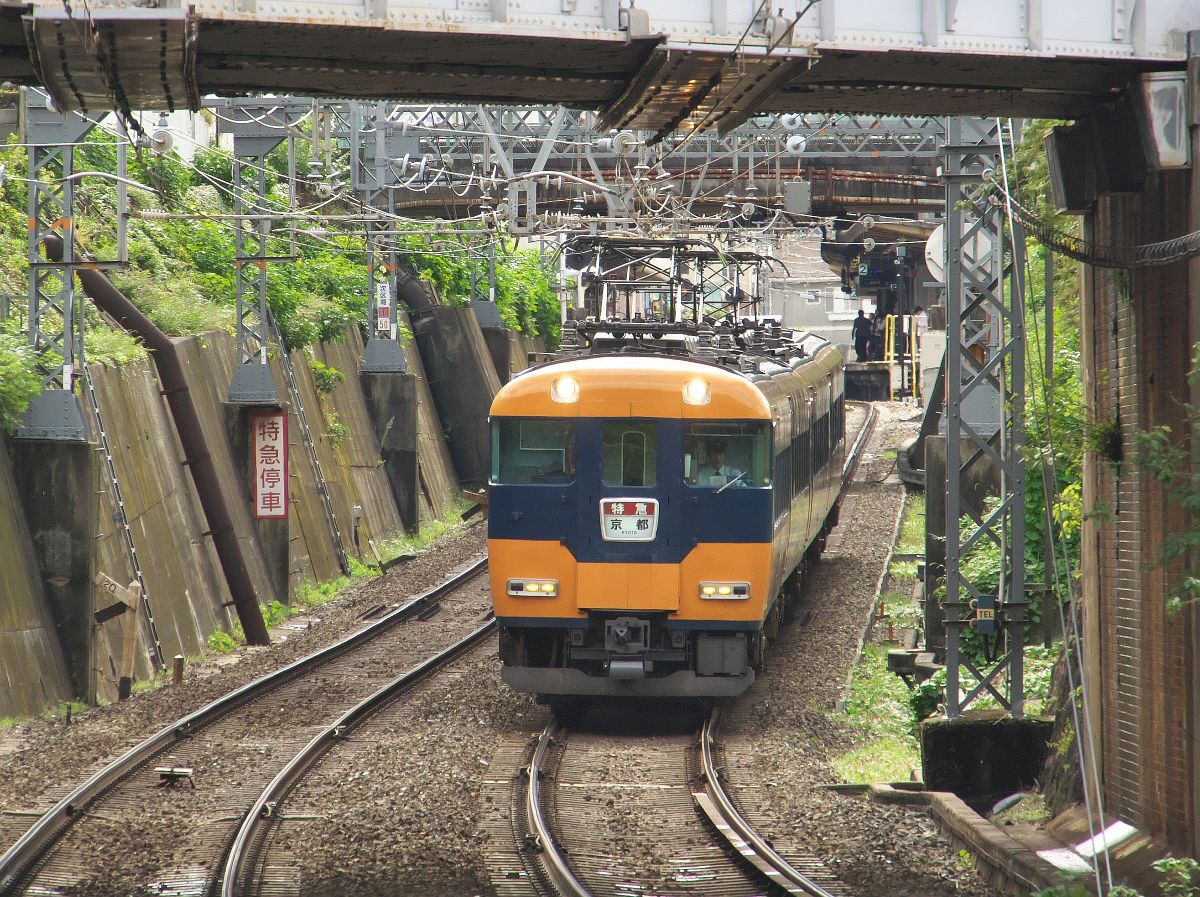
<box><xmin>699</xmin><ymin>581</ymin><xmax>750</xmax><ymax>600</ymax></box>
<box><xmin>682</xmin><ymin>377</ymin><xmax>711</xmax><ymax>406</ymax></box>
<box><xmin>508</xmin><ymin>579</ymin><xmax>559</xmax><ymax>597</ymax></box>
<box><xmin>551</xmin><ymin>376</ymin><xmax>580</xmax><ymax>403</ymax></box>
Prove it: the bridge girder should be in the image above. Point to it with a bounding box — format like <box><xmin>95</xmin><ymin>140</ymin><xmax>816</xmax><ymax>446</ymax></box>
<box><xmin>2</xmin><ymin>0</ymin><xmax>1189</xmax><ymax>124</ymax></box>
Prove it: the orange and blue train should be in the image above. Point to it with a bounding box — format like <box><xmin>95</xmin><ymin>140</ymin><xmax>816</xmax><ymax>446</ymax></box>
<box><xmin>487</xmin><ymin>320</ymin><xmax>845</xmax><ymax>697</ymax></box>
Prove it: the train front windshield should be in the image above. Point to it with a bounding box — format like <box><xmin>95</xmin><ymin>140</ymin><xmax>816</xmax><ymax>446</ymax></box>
<box><xmin>491</xmin><ymin>418</ymin><xmax>576</xmax><ymax>484</ymax></box>
<box><xmin>491</xmin><ymin>417</ymin><xmax>771</xmax><ymax>488</ymax></box>
<box><xmin>684</xmin><ymin>421</ymin><xmax>771</xmax><ymax>487</ymax></box>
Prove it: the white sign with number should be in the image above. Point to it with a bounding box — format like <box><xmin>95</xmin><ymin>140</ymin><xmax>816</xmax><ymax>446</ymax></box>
<box><xmin>375</xmin><ymin>282</ymin><xmax>392</xmax><ymax>333</ymax></box>
<box><xmin>599</xmin><ymin>498</ymin><xmax>659</xmax><ymax>542</ymax></box>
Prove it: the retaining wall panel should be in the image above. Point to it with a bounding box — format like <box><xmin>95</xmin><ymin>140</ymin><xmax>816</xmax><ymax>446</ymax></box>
<box><xmin>397</xmin><ymin>310</ymin><xmax>460</xmax><ymax>520</ymax></box>
<box><xmin>0</xmin><ymin>433</ymin><xmax>73</xmax><ymax>717</ymax></box>
<box><xmin>173</xmin><ymin>332</ymin><xmax>281</xmax><ymax>608</ymax></box>
<box><xmin>88</xmin><ymin>358</ymin><xmax>235</xmax><ymax>699</ymax></box>
<box><xmin>311</xmin><ymin>331</ymin><xmax>404</xmax><ymax>551</ymax></box>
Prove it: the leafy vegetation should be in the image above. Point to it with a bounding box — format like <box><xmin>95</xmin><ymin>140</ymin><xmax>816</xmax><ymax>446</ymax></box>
<box><xmin>0</xmin><ymin>324</ymin><xmax>43</xmax><ymax>430</ymax></box>
<box><xmin>0</xmin><ymin>127</ymin><xmax>560</xmax><ymax>409</ymax></box>
<box><xmin>309</xmin><ymin>358</ymin><xmax>345</xmax><ymax>394</ymax></box>
<box><xmin>1031</xmin><ymin>856</ymin><xmax>1200</xmax><ymax>897</ymax></box>
<box><xmin>834</xmin><ymin>645</ymin><xmax>921</xmax><ymax>783</ymax></box>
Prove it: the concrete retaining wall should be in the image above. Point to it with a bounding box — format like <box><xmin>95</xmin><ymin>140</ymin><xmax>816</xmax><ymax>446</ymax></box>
<box><xmin>0</xmin><ymin>433</ymin><xmax>73</xmax><ymax>717</ymax></box>
<box><xmin>87</xmin><ymin>354</ymin><xmax>237</xmax><ymax>698</ymax></box>
<box><xmin>0</xmin><ymin>309</ymin><xmax>504</xmax><ymax>713</ymax></box>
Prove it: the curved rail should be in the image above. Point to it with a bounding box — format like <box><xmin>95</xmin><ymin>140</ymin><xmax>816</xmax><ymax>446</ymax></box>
<box><xmin>525</xmin><ymin>725</ymin><xmax>592</xmax><ymax>897</ymax></box>
<box><xmin>695</xmin><ymin>708</ymin><xmax>840</xmax><ymax>897</ymax></box>
<box><xmin>0</xmin><ymin>556</ymin><xmax>488</xmax><ymax>894</ymax></box>
<box><xmin>223</xmin><ymin>615</ymin><xmax>497</xmax><ymax>897</ymax></box>
<box><xmin>842</xmin><ymin>401</ymin><xmax>879</xmax><ymax>486</ymax></box>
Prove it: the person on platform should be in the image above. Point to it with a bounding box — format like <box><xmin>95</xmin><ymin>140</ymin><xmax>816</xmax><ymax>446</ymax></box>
<box><xmin>870</xmin><ymin>311</ymin><xmax>886</xmax><ymax>361</ymax></box>
<box><xmin>851</xmin><ymin>309</ymin><xmax>872</xmax><ymax>362</ymax></box>
<box><xmin>913</xmin><ymin>305</ymin><xmax>928</xmax><ymax>338</ymax></box>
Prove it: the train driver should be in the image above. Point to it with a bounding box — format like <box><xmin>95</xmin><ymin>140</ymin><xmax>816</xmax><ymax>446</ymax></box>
<box><xmin>702</xmin><ymin>440</ymin><xmax>745</xmax><ymax>487</ymax></box>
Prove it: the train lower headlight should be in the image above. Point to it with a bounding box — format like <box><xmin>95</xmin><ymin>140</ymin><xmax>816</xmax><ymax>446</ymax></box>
<box><xmin>551</xmin><ymin>376</ymin><xmax>580</xmax><ymax>403</ymax></box>
<box><xmin>682</xmin><ymin>377</ymin><xmax>711</xmax><ymax>406</ymax></box>
<box><xmin>508</xmin><ymin>579</ymin><xmax>558</xmax><ymax>597</ymax></box>
<box><xmin>699</xmin><ymin>581</ymin><xmax>750</xmax><ymax>600</ymax></box>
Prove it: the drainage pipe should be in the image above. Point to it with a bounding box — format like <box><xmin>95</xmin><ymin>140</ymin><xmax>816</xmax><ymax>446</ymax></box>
<box><xmin>395</xmin><ymin>268</ymin><xmax>435</xmax><ymax>322</ymax></box>
<box><xmin>45</xmin><ymin>236</ymin><xmax>270</xmax><ymax>646</ymax></box>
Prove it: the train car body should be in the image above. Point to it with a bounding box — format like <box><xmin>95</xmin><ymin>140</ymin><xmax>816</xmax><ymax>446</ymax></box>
<box><xmin>488</xmin><ymin>321</ymin><xmax>845</xmax><ymax>697</ymax></box>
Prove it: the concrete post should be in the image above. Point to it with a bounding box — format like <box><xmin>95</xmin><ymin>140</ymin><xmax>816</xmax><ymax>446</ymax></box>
<box><xmin>118</xmin><ymin>583</ymin><xmax>140</xmax><ymax>700</ymax></box>
<box><xmin>12</xmin><ymin>439</ymin><xmax>99</xmax><ymax>702</ymax></box>
<box><xmin>359</xmin><ymin>371</ymin><xmax>420</xmax><ymax>535</ymax></box>
<box><xmin>473</xmin><ymin>300</ymin><xmax>513</xmax><ymax>384</ymax></box>
<box><xmin>413</xmin><ymin>307</ymin><xmax>501</xmax><ymax>487</ymax></box>
<box><xmin>225</xmin><ymin>404</ymin><xmax>289</xmax><ymax>603</ymax></box>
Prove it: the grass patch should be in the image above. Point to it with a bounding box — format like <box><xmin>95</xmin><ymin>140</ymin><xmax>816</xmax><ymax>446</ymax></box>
<box><xmin>0</xmin><ymin>699</ymin><xmax>92</xmax><ymax>731</ymax></box>
<box><xmin>834</xmin><ymin>644</ymin><xmax>921</xmax><ymax>784</ymax></box>
<box><xmin>85</xmin><ymin>323</ymin><xmax>147</xmax><ymax>367</ymax></box>
<box><xmin>993</xmin><ymin>792</ymin><xmax>1050</xmax><ymax>825</ymax></box>
<box><xmin>208</xmin><ymin>500</ymin><xmax>476</xmax><ymax>645</ymax></box>
<box><xmin>371</xmin><ymin>497</ymin><xmax>474</xmax><ymax>562</ymax></box>
<box><xmin>895</xmin><ymin>492</ymin><xmax>925</xmax><ymax>556</ymax></box>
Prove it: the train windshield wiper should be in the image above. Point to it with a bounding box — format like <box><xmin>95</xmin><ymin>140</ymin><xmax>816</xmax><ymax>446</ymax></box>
<box><xmin>715</xmin><ymin>471</ymin><xmax>748</xmax><ymax>494</ymax></box>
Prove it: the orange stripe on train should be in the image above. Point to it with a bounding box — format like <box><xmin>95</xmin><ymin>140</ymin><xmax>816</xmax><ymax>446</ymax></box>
<box><xmin>489</xmin><ymin>539</ymin><xmax>772</xmax><ymax>623</ymax></box>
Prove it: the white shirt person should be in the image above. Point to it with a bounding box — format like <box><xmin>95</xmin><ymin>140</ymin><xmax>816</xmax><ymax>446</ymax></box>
<box><xmin>703</xmin><ymin>441</ymin><xmax>744</xmax><ymax>487</ymax></box>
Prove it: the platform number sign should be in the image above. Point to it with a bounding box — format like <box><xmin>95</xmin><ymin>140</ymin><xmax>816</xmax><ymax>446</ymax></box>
<box><xmin>375</xmin><ymin>282</ymin><xmax>392</xmax><ymax>333</ymax></box>
<box><xmin>600</xmin><ymin>498</ymin><xmax>659</xmax><ymax>542</ymax></box>
<box><xmin>252</xmin><ymin>411</ymin><xmax>288</xmax><ymax>519</ymax></box>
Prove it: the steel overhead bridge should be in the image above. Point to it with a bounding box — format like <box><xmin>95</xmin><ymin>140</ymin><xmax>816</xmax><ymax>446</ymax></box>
<box><xmin>0</xmin><ymin>0</ymin><xmax>1192</xmax><ymax>126</ymax></box>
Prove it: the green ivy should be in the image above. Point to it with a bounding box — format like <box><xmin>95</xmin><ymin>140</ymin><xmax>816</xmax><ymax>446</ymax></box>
<box><xmin>0</xmin><ymin>131</ymin><xmax>561</xmax><ymax>365</ymax></box>
<box><xmin>1134</xmin><ymin>341</ymin><xmax>1200</xmax><ymax>613</ymax></box>
<box><xmin>309</xmin><ymin>359</ymin><xmax>345</xmax><ymax>394</ymax></box>
<box><xmin>0</xmin><ymin>326</ymin><xmax>43</xmax><ymax>431</ymax></box>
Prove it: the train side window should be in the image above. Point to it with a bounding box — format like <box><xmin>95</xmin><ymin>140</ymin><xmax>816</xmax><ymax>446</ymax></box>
<box><xmin>796</xmin><ymin>429</ymin><xmax>810</xmax><ymax>492</ymax></box>
<box><xmin>491</xmin><ymin>418</ymin><xmax>575</xmax><ymax>484</ymax></box>
<box><xmin>684</xmin><ymin>421</ymin><xmax>771</xmax><ymax>488</ymax></box>
<box><xmin>602</xmin><ymin>421</ymin><xmax>657</xmax><ymax>487</ymax></box>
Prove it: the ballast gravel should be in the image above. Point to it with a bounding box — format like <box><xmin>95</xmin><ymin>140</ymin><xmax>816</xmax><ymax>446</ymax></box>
<box><xmin>1</xmin><ymin>405</ymin><xmax>995</xmax><ymax>896</ymax></box>
<box><xmin>0</xmin><ymin>524</ymin><xmax>486</xmax><ymax>831</ymax></box>
<box><xmin>721</xmin><ymin>402</ymin><xmax>991</xmax><ymax>897</ymax></box>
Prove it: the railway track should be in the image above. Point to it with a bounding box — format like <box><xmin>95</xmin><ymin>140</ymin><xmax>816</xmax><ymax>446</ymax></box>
<box><xmin>222</xmin><ymin>615</ymin><xmax>496</xmax><ymax>897</ymax></box>
<box><xmin>502</xmin><ymin>403</ymin><xmax>880</xmax><ymax>897</ymax></box>
<box><xmin>0</xmin><ymin>556</ymin><xmax>490</xmax><ymax>896</ymax></box>
<box><xmin>517</xmin><ymin>707</ymin><xmax>847</xmax><ymax>897</ymax></box>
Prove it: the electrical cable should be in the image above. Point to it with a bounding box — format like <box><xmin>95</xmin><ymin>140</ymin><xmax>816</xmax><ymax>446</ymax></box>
<box><xmin>989</xmin><ymin>174</ymin><xmax>1200</xmax><ymax>270</ymax></box>
<box><xmin>996</xmin><ymin>117</ymin><xmax>1113</xmax><ymax>894</ymax></box>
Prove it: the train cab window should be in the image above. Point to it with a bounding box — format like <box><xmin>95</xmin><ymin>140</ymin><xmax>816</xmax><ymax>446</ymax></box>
<box><xmin>602</xmin><ymin>421</ymin><xmax>657</xmax><ymax>487</ymax></box>
<box><xmin>491</xmin><ymin>418</ymin><xmax>576</xmax><ymax>484</ymax></box>
<box><xmin>684</xmin><ymin>422</ymin><xmax>771</xmax><ymax>488</ymax></box>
